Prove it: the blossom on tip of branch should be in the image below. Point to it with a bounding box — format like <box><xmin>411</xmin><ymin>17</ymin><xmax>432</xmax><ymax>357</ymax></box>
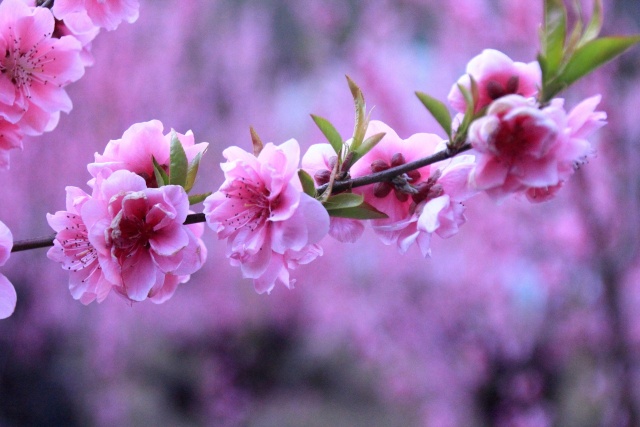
<box><xmin>0</xmin><ymin>220</ymin><xmax>15</xmax><ymax>319</ymax></box>
<box><xmin>448</xmin><ymin>49</ymin><xmax>541</xmax><ymax>114</ymax></box>
<box><xmin>467</xmin><ymin>94</ymin><xmax>605</xmax><ymax>202</ymax></box>
<box><xmin>52</xmin><ymin>0</ymin><xmax>139</xmax><ymax>31</ymax></box>
<box><xmin>0</xmin><ymin>0</ymin><xmax>85</xmax><ymax>135</ymax></box>
<box><xmin>203</xmin><ymin>139</ymin><xmax>330</xmax><ymax>294</ymax></box>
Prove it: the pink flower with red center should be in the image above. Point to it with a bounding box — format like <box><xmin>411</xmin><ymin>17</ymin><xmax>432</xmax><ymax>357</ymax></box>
<box><xmin>47</xmin><ymin>186</ymin><xmax>115</xmax><ymax>304</ymax></box>
<box><xmin>348</xmin><ymin>120</ymin><xmax>443</xmax><ymax>244</ymax></box>
<box><xmin>0</xmin><ymin>220</ymin><xmax>16</xmax><ymax>319</ymax></box>
<box><xmin>468</xmin><ymin>94</ymin><xmax>605</xmax><ymax>202</ymax></box>
<box><xmin>52</xmin><ymin>0</ymin><xmax>139</xmax><ymax>31</ymax></box>
<box><xmin>88</xmin><ymin>120</ymin><xmax>208</xmax><ymax>188</ymax></box>
<box><xmin>0</xmin><ymin>0</ymin><xmax>85</xmax><ymax>135</ymax></box>
<box><xmin>203</xmin><ymin>139</ymin><xmax>330</xmax><ymax>294</ymax></box>
<box><xmin>448</xmin><ymin>49</ymin><xmax>541</xmax><ymax>114</ymax></box>
<box><xmin>301</xmin><ymin>142</ymin><xmax>365</xmax><ymax>243</ymax></box>
<box><xmin>379</xmin><ymin>152</ymin><xmax>478</xmax><ymax>256</ymax></box>
<box><xmin>75</xmin><ymin>169</ymin><xmax>205</xmax><ymax>302</ymax></box>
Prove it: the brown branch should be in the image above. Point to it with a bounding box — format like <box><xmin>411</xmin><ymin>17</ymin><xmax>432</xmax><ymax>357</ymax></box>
<box><xmin>317</xmin><ymin>143</ymin><xmax>471</xmax><ymax>194</ymax></box>
<box><xmin>11</xmin><ymin>144</ymin><xmax>472</xmax><ymax>253</ymax></box>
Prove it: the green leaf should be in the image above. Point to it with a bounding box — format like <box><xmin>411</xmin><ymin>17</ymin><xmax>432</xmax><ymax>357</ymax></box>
<box><xmin>184</xmin><ymin>151</ymin><xmax>203</xmax><ymax>193</ymax></box>
<box><xmin>311</xmin><ymin>114</ymin><xmax>343</xmax><ymax>155</ymax></box>
<box><xmin>323</xmin><ymin>193</ymin><xmax>364</xmax><ymax>210</ymax></box>
<box><xmin>557</xmin><ymin>35</ymin><xmax>640</xmax><ymax>90</ymax></box>
<box><xmin>580</xmin><ymin>0</ymin><xmax>603</xmax><ymax>47</ymax></box>
<box><xmin>327</xmin><ymin>201</ymin><xmax>388</xmax><ymax>220</ymax></box>
<box><xmin>346</xmin><ymin>75</ymin><xmax>366</xmax><ymax>151</ymax></box>
<box><xmin>540</xmin><ymin>0</ymin><xmax>567</xmax><ymax>79</ymax></box>
<box><xmin>353</xmin><ymin>132</ymin><xmax>386</xmax><ymax>164</ymax></box>
<box><xmin>188</xmin><ymin>192</ymin><xmax>212</xmax><ymax>205</ymax></box>
<box><xmin>152</xmin><ymin>155</ymin><xmax>168</xmax><ymax>187</ymax></box>
<box><xmin>416</xmin><ymin>91</ymin><xmax>452</xmax><ymax>138</ymax></box>
<box><xmin>169</xmin><ymin>131</ymin><xmax>188</xmax><ymax>187</ymax></box>
<box><xmin>298</xmin><ymin>169</ymin><xmax>317</xmax><ymax>197</ymax></box>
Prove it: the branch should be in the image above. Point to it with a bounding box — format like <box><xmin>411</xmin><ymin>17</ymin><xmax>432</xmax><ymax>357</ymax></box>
<box><xmin>11</xmin><ymin>144</ymin><xmax>472</xmax><ymax>253</ymax></box>
<box><xmin>317</xmin><ymin>143</ymin><xmax>472</xmax><ymax>194</ymax></box>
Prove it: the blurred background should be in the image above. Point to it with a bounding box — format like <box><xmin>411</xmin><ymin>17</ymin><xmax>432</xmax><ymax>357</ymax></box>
<box><xmin>1</xmin><ymin>0</ymin><xmax>640</xmax><ymax>425</ymax></box>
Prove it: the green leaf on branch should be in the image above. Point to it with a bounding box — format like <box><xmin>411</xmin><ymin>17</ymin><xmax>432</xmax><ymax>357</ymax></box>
<box><xmin>184</xmin><ymin>151</ymin><xmax>204</xmax><ymax>193</ymax></box>
<box><xmin>311</xmin><ymin>114</ymin><xmax>343</xmax><ymax>155</ymax></box>
<box><xmin>327</xmin><ymin>201</ymin><xmax>388</xmax><ymax>220</ymax></box>
<box><xmin>169</xmin><ymin>132</ymin><xmax>188</xmax><ymax>187</ymax></box>
<box><xmin>353</xmin><ymin>132</ymin><xmax>386</xmax><ymax>165</ymax></box>
<box><xmin>416</xmin><ymin>91</ymin><xmax>452</xmax><ymax>138</ymax></box>
<box><xmin>347</xmin><ymin>75</ymin><xmax>367</xmax><ymax>151</ymax></box>
<box><xmin>555</xmin><ymin>36</ymin><xmax>640</xmax><ymax>90</ymax></box>
<box><xmin>323</xmin><ymin>193</ymin><xmax>364</xmax><ymax>210</ymax></box>
<box><xmin>540</xmin><ymin>0</ymin><xmax>567</xmax><ymax>80</ymax></box>
<box><xmin>188</xmin><ymin>192</ymin><xmax>212</xmax><ymax>205</ymax></box>
<box><xmin>152</xmin><ymin>155</ymin><xmax>168</xmax><ymax>187</ymax></box>
<box><xmin>298</xmin><ymin>169</ymin><xmax>317</xmax><ymax>198</ymax></box>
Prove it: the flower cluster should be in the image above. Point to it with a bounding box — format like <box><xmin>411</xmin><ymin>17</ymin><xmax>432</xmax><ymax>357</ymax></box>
<box><xmin>47</xmin><ymin>121</ymin><xmax>206</xmax><ymax>304</ymax></box>
<box><xmin>455</xmin><ymin>51</ymin><xmax>606</xmax><ymax>202</ymax></box>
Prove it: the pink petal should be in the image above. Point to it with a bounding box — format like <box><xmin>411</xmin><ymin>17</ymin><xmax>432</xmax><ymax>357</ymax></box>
<box><xmin>0</xmin><ymin>274</ymin><xmax>16</xmax><ymax>319</ymax></box>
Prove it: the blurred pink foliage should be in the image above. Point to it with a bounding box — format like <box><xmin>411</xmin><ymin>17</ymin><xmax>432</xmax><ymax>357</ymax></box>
<box><xmin>0</xmin><ymin>0</ymin><xmax>639</xmax><ymax>426</ymax></box>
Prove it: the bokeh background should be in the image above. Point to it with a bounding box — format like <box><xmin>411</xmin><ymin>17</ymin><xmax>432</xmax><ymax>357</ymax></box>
<box><xmin>1</xmin><ymin>0</ymin><xmax>640</xmax><ymax>425</ymax></box>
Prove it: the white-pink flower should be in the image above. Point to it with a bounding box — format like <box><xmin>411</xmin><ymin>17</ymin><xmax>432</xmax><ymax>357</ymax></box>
<box><xmin>448</xmin><ymin>49</ymin><xmax>541</xmax><ymax>114</ymax></box>
<box><xmin>468</xmin><ymin>94</ymin><xmax>605</xmax><ymax>202</ymax></box>
<box><xmin>49</xmin><ymin>169</ymin><xmax>205</xmax><ymax>303</ymax></box>
<box><xmin>203</xmin><ymin>139</ymin><xmax>330</xmax><ymax>294</ymax></box>
<box><xmin>88</xmin><ymin>120</ymin><xmax>208</xmax><ymax>187</ymax></box>
<box><xmin>348</xmin><ymin>120</ymin><xmax>443</xmax><ymax>245</ymax></box>
<box><xmin>301</xmin><ymin>142</ymin><xmax>365</xmax><ymax>243</ymax></box>
<box><xmin>0</xmin><ymin>0</ymin><xmax>85</xmax><ymax>135</ymax></box>
<box><xmin>0</xmin><ymin>220</ymin><xmax>16</xmax><ymax>319</ymax></box>
<box><xmin>52</xmin><ymin>0</ymin><xmax>139</xmax><ymax>31</ymax></box>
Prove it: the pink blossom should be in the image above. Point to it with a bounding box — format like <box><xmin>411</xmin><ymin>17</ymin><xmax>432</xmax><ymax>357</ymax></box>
<box><xmin>88</xmin><ymin>120</ymin><xmax>208</xmax><ymax>188</ymax></box>
<box><xmin>0</xmin><ymin>117</ymin><xmax>22</xmax><ymax>169</ymax></box>
<box><xmin>301</xmin><ymin>142</ymin><xmax>365</xmax><ymax>243</ymax></box>
<box><xmin>0</xmin><ymin>0</ymin><xmax>85</xmax><ymax>135</ymax></box>
<box><xmin>0</xmin><ymin>220</ymin><xmax>15</xmax><ymax>319</ymax></box>
<box><xmin>468</xmin><ymin>94</ymin><xmax>605</xmax><ymax>202</ymax></box>
<box><xmin>50</xmin><ymin>169</ymin><xmax>205</xmax><ymax>303</ymax></box>
<box><xmin>448</xmin><ymin>49</ymin><xmax>541</xmax><ymax>114</ymax></box>
<box><xmin>348</xmin><ymin>120</ymin><xmax>443</xmax><ymax>244</ymax></box>
<box><xmin>52</xmin><ymin>0</ymin><xmax>139</xmax><ymax>31</ymax></box>
<box><xmin>47</xmin><ymin>186</ymin><xmax>115</xmax><ymax>304</ymax></box>
<box><xmin>377</xmin><ymin>152</ymin><xmax>477</xmax><ymax>256</ymax></box>
<box><xmin>203</xmin><ymin>139</ymin><xmax>330</xmax><ymax>294</ymax></box>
